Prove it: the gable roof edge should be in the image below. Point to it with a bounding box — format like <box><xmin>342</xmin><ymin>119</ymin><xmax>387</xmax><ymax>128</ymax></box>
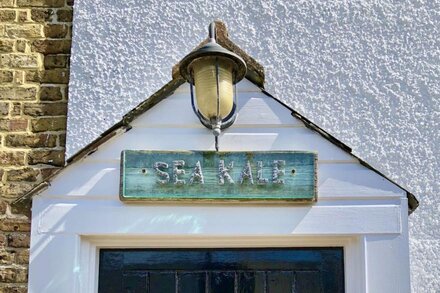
<box><xmin>12</xmin><ymin>80</ymin><xmax>419</xmax><ymax>215</ymax></box>
<box><xmin>261</xmin><ymin>89</ymin><xmax>419</xmax><ymax>214</ymax></box>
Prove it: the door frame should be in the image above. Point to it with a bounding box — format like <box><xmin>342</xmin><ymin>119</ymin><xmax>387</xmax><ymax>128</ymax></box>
<box><xmin>78</xmin><ymin>235</ymin><xmax>365</xmax><ymax>293</ymax></box>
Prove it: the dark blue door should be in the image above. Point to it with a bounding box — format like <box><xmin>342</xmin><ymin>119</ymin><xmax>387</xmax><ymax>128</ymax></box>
<box><xmin>98</xmin><ymin>248</ymin><xmax>344</xmax><ymax>293</ymax></box>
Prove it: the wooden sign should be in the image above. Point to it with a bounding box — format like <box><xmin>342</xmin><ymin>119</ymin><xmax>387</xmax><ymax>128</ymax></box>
<box><xmin>120</xmin><ymin>151</ymin><xmax>317</xmax><ymax>202</ymax></box>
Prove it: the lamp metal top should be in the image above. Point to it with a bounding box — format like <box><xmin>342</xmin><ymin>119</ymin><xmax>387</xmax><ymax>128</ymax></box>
<box><xmin>179</xmin><ymin>22</ymin><xmax>247</xmax><ymax>84</ymax></box>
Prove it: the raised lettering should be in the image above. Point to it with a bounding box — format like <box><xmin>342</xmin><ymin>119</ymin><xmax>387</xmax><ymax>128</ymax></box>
<box><xmin>153</xmin><ymin>162</ymin><xmax>169</xmax><ymax>185</ymax></box>
<box><xmin>173</xmin><ymin>160</ymin><xmax>186</xmax><ymax>185</ymax></box>
<box><xmin>272</xmin><ymin>160</ymin><xmax>285</xmax><ymax>184</ymax></box>
<box><xmin>257</xmin><ymin>161</ymin><xmax>269</xmax><ymax>185</ymax></box>
<box><xmin>240</xmin><ymin>160</ymin><xmax>254</xmax><ymax>185</ymax></box>
<box><xmin>218</xmin><ymin>160</ymin><xmax>234</xmax><ymax>185</ymax></box>
<box><xmin>189</xmin><ymin>161</ymin><xmax>204</xmax><ymax>185</ymax></box>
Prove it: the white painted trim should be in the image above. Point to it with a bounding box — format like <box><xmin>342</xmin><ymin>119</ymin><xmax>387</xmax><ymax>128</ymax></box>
<box><xmin>34</xmin><ymin>199</ymin><xmax>402</xmax><ymax>235</ymax></box>
<box><xmin>78</xmin><ymin>235</ymin><xmax>365</xmax><ymax>293</ymax></box>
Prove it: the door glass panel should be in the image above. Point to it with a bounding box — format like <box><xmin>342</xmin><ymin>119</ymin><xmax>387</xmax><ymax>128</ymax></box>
<box><xmin>267</xmin><ymin>271</ymin><xmax>294</xmax><ymax>293</ymax></box>
<box><xmin>296</xmin><ymin>271</ymin><xmax>323</xmax><ymax>293</ymax></box>
<box><xmin>178</xmin><ymin>272</ymin><xmax>205</xmax><ymax>293</ymax></box>
<box><xmin>210</xmin><ymin>271</ymin><xmax>235</xmax><ymax>293</ymax></box>
<box><xmin>149</xmin><ymin>272</ymin><xmax>175</xmax><ymax>293</ymax></box>
<box><xmin>99</xmin><ymin>248</ymin><xmax>344</xmax><ymax>293</ymax></box>
<box><xmin>122</xmin><ymin>271</ymin><xmax>147</xmax><ymax>293</ymax></box>
<box><xmin>237</xmin><ymin>271</ymin><xmax>265</xmax><ymax>293</ymax></box>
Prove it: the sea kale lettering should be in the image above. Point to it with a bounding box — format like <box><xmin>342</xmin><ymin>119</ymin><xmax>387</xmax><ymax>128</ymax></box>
<box><xmin>122</xmin><ymin>151</ymin><xmax>316</xmax><ymax>201</ymax></box>
<box><xmin>153</xmin><ymin>160</ymin><xmax>286</xmax><ymax>186</ymax></box>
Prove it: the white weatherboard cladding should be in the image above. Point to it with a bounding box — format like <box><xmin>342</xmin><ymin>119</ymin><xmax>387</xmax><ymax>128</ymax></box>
<box><xmin>30</xmin><ymin>81</ymin><xmax>411</xmax><ymax>292</ymax></box>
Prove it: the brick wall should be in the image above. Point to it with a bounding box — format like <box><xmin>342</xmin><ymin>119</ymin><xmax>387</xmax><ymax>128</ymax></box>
<box><xmin>0</xmin><ymin>0</ymin><xmax>72</xmax><ymax>291</ymax></box>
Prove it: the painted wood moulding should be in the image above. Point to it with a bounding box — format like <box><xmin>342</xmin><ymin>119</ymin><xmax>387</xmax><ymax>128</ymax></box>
<box><xmin>120</xmin><ymin>150</ymin><xmax>317</xmax><ymax>202</ymax></box>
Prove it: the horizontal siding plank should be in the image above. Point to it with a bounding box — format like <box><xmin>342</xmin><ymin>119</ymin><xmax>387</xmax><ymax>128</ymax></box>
<box><xmin>318</xmin><ymin>163</ymin><xmax>405</xmax><ymax>198</ymax></box>
<box><xmin>84</xmin><ymin>127</ymin><xmax>353</xmax><ymax>161</ymax></box>
<box><xmin>131</xmin><ymin>92</ymin><xmax>303</xmax><ymax>127</ymax></box>
<box><xmin>35</xmin><ymin>198</ymin><xmax>401</xmax><ymax>235</ymax></box>
<box><xmin>40</xmin><ymin>162</ymin><xmax>404</xmax><ymax>199</ymax></box>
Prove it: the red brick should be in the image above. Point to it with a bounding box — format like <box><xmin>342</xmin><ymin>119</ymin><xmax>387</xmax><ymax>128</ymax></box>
<box><xmin>23</xmin><ymin>102</ymin><xmax>67</xmax><ymax>116</ymax></box>
<box><xmin>6</xmin><ymin>133</ymin><xmax>57</xmax><ymax>148</ymax></box>
<box><xmin>0</xmin><ymin>119</ymin><xmax>28</xmax><ymax>131</ymax></box>
<box><xmin>0</xmin><ymin>151</ymin><xmax>25</xmax><ymax>166</ymax></box>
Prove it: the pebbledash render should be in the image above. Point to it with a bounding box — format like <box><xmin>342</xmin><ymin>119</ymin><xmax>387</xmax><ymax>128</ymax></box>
<box><xmin>0</xmin><ymin>0</ymin><xmax>72</xmax><ymax>292</ymax></box>
<box><xmin>0</xmin><ymin>5</ymin><xmax>420</xmax><ymax>293</ymax></box>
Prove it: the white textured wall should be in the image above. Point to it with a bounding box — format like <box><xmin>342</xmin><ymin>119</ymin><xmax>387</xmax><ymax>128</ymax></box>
<box><xmin>68</xmin><ymin>1</ymin><xmax>439</xmax><ymax>291</ymax></box>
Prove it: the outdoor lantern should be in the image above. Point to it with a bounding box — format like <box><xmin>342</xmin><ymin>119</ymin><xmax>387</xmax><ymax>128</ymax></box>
<box><xmin>179</xmin><ymin>22</ymin><xmax>247</xmax><ymax>150</ymax></box>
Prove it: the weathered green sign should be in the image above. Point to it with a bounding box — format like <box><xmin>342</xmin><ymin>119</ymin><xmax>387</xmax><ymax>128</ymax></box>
<box><xmin>120</xmin><ymin>151</ymin><xmax>317</xmax><ymax>202</ymax></box>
